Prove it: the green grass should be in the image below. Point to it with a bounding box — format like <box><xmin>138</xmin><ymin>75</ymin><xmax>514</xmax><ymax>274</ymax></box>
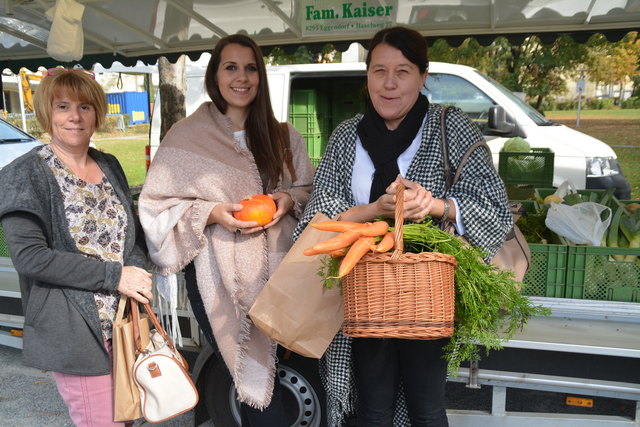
<box><xmin>544</xmin><ymin>109</ymin><xmax>640</xmax><ymax>121</ymax></box>
<box><xmin>546</xmin><ymin>109</ymin><xmax>640</xmax><ymax>199</ymax></box>
<box><xmin>93</xmin><ymin>138</ymin><xmax>148</xmax><ymax>187</ymax></box>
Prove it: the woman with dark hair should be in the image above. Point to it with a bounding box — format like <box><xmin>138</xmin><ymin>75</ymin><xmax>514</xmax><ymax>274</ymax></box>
<box><xmin>294</xmin><ymin>26</ymin><xmax>512</xmax><ymax>426</ymax></box>
<box><xmin>139</xmin><ymin>34</ymin><xmax>314</xmax><ymax>425</ymax></box>
<box><xmin>0</xmin><ymin>68</ymin><xmax>151</xmax><ymax>426</ymax></box>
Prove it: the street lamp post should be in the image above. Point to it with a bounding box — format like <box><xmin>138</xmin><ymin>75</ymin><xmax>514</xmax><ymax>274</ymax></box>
<box><xmin>576</xmin><ymin>68</ymin><xmax>586</xmax><ymax>128</ymax></box>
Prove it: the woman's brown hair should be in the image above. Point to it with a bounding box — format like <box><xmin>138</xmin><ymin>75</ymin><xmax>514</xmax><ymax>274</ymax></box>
<box><xmin>205</xmin><ymin>34</ymin><xmax>288</xmax><ymax>191</ymax></box>
<box><xmin>33</xmin><ymin>69</ymin><xmax>108</xmax><ymax>134</ymax></box>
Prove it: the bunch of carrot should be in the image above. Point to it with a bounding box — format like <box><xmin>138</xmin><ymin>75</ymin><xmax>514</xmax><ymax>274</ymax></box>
<box><xmin>304</xmin><ymin>220</ymin><xmax>393</xmax><ymax>278</ymax></box>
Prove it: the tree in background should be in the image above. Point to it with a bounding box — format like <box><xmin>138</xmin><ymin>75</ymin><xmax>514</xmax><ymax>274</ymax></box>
<box><xmin>158</xmin><ymin>56</ymin><xmax>186</xmax><ymax>142</ymax></box>
<box><xmin>586</xmin><ymin>32</ymin><xmax>640</xmax><ymax>103</ymax></box>
<box><xmin>430</xmin><ymin>34</ymin><xmax>589</xmax><ymax>110</ymax></box>
<box><xmin>516</xmin><ymin>35</ymin><xmax>588</xmax><ymax>110</ymax></box>
<box><xmin>266</xmin><ymin>44</ymin><xmax>340</xmax><ymax>65</ymax></box>
<box><xmin>157</xmin><ymin>0</ymin><xmax>191</xmax><ymax>141</ymax></box>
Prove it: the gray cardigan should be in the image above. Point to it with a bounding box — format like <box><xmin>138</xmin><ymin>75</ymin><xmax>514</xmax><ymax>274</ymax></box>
<box><xmin>0</xmin><ymin>146</ymin><xmax>148</xmax><ymax>375</ymax></box>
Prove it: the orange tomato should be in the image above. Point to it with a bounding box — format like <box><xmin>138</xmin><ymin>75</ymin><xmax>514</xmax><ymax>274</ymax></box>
<box><xmin>233</xmin><ymin>194</ymin><xmax>277</xmax><ymax>226</ymax></box>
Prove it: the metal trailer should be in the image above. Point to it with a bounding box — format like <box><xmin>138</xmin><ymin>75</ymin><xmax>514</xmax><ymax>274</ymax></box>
<box><xmin>160</xmin><ymin>273</ymin><xmax>640</xmax><ymax>427</ymax></box>
<box><xmin>0</xmin><ymin>258</ymin><xmax>23</xmax><ymax>349</ymax></box>
<box><xmin>1</xmin><ymin>264</ymin><xmax>639</xmax><ymax>426</ymax></box>
<box><xmin>447</xmin><ymin>297</ymin><xmax>640</xmax><ymax>426</ymax></box>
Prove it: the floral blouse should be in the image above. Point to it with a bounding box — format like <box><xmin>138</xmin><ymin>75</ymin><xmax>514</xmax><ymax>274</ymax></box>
<box><xmin>39</xmin><ymin>145</ymin><xmax>127</xmax><ymax>340</ymax></box>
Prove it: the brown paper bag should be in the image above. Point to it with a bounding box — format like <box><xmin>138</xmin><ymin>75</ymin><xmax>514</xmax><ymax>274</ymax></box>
<box><xmin>249</xmin><ymin>212</ymin><xmax>343</xmax><ymax>359</ymax></box>
<box><xmin>112</xmin><ymin>296</ymin><xmax>150</xmax><ymax>422</ymax></box>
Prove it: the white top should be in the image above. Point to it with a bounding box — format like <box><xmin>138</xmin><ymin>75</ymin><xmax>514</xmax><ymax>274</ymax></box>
<box><xmin>351</xmin><ymin>117</ymin><xmax>464</xmax><ymax>233</ymax></box>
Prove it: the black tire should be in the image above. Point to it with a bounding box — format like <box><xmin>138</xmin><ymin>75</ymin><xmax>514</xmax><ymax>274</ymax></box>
<box><xmin>203</xmin><ymin>351</ymin><xmax>326</xmax><ymax>426</ymax></box>
<box><xmin>204</xmin><ymin>359</ymin><xmax>240</xmax><ymax>427</ymax></box>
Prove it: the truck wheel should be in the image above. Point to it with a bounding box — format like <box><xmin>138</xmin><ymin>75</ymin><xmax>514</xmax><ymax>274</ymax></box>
<box><xmin>204</xmin><ymin>354</ymin><xmax>326</xmax><ymax>427</ymax></box>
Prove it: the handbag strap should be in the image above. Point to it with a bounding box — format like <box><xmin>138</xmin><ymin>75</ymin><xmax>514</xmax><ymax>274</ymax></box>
<box><xmin>115</xmin><ymin>294</ymin><xmax>128</xmax><ymax>322</ymax></box>
<box><xmin>130</xmin><ymin>298</ymin><xmax>177</xmax><ymax>354</ymax></box>
<box><xmin>440</xmin><ymin>107</ymin><xmax>520</xmax><ymax>241</ymax></box>
<box><xmin>439</xmin><ymin>106</ymin><xmax>492</xmax><ymax>190</ymax></box>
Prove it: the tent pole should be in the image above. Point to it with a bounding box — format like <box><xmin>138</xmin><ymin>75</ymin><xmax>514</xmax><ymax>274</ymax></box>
<box><xmin>15</xmin><ymin>74</ymin><xmax>27</xmax><ymax>132</ymax></box>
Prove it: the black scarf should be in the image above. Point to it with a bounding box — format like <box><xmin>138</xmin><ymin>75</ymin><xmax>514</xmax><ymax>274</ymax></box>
<box><xmin>357</xmin><ymin>94</ymin><xmax>429</xmax><ymax>202</ymax></box>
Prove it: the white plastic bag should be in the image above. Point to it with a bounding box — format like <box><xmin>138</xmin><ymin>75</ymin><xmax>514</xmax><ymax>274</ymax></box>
<box><xmin>545</xmin><ymin>202</ymin><xmax>611</xmax><ymax>246</ymax></box>
<box><xmin>553</xmin><ymin>180</ymin><xmax>578</xmax><ymax>199</ymax></box>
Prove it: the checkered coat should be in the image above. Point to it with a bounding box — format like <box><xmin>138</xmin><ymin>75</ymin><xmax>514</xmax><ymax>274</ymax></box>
<box><xmin>293</xmin><ymin>103</ymin><xmax>512</xmax><ymax>426</ymax></box>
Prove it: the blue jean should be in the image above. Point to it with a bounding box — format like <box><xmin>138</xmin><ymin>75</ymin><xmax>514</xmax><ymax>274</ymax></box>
<box><xmin>185</xmin><ymin>262</ymin><xmax>287</xmax><ymax>426</ymax></box>
<box><xmin>351</xmin><ymin>337</ymin><xmax>449</xmax><ymax>427</ymax></box>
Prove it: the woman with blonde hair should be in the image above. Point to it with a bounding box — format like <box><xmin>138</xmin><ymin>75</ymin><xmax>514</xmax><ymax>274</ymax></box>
<box><xmin>0</xmin><ymin>68</ymin><xmax>151</xmax><ymax>426</ymax></box>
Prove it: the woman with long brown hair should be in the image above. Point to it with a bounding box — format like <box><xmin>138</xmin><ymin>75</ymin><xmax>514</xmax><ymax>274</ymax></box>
<box><xmin>139</xmin><ymin>34</ymin><xmax>314</xmax><ymax>425</ymax></box>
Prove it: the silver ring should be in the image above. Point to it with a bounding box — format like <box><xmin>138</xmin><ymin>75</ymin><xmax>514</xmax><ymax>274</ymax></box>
<box><xmin>235</xmin><ymin>228</ymin><xmax>241</xmax><ymax>234</ymax></box>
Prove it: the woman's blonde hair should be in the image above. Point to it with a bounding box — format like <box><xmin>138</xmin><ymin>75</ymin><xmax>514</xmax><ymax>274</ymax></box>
<box><xmin>33</xmin><ymin>70</ymin><xmax>108</xmax><ymax>133</ymax></box>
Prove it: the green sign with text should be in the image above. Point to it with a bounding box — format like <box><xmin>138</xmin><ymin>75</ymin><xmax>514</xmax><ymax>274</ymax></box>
<box><xmin>301</xmin><ymin>0</ymin><xmax>398</xmax><ymax>36</ymax></box>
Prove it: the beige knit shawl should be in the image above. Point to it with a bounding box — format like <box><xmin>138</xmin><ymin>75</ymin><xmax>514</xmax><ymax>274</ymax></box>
<box><xmin>139</xmin><ymin>102</ymin><xmax>314</xmax><ymax>408</ymax></box>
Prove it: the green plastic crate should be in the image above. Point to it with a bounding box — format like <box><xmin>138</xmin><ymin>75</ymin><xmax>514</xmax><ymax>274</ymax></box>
<box><xmin>499</xmin><ymin>148</ymin><xmax>554</xmax><ymax>187</ymax></box>
<box><xmin>302</xmin><ymin>133</ymin><xmax>326</xmax><ymax>159</ymax></box>
<box><xmin>289</xmin><ymin>89</ymin><xmax>331</xmax><ymax>135</ymax></box>
<box><xmin>290</xmin><ymin>89</ymin><xmax>326</xmax><ymax>116</ymax></box>
<box><xmin>610</xmin><ymin>198</ymin><xmax>640</xmax><ymax>212</ymax></box>
<box><xmin>536</xmin><ymin>188</ymin><xmax>608</xmax><ymax>205</ymax></box>
<box><xmin>330</xmin><ymin>79</ymin><xmax>366</xmax><ymax>129</ymax></box>
<box><xmin>521</xmin><ymin>243</ymin><xmax>568</xmax><ymax>297</ymax></box>
<box><xmin>290</xmin><ymin>113</ymin><xmax>327</xmax><ymax>135</ymax></box>
<box><xmin>565</xmin><ymin>245</ymin><xmax>640</xmax><ymax>302</ymax></box>
<box><xmin>332</xmin><ymin>98</ymin><xmax>364</xmax><ymax>129</ymax></box>
<box><xmin>506</xmin><ymin>185</ymin><xmax>536</xmax><ymax>201</ymax></box>
<box><xmin>518</xmin><ymin>199</ymin><xmax>540</xmax><ymax>214</ymax></box>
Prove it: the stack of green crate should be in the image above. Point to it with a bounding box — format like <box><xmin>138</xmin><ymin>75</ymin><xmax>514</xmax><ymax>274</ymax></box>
<box><xmin>518</xmin><ymin>200</ymin><xmax>568</xmax><ymax>298</ymax></box>
<box><xmin>289</xmin><ymin>89</ymin><xmax>330</xmax><ymax>165</ymax></box>
<box><xmin>563</xmin><ymin>196</ymin><xmax>640</xmax><ymax>302</ymax></box>
<box><xmin>516</xmin><ymin>190</ymin><xmax>640</xmax><ymax>302</ymax></box>
<box><xmin>330</xmin><ymin>79</ymin><xmax>365</xmax><ymax>131</ymax></box>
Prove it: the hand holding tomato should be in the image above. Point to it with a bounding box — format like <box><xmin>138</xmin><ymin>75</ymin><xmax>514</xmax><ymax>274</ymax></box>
<box><xmin>207</xmin><ymin>193</ymin><xmax>292</xmax><ymax>234</ymax></box>
<box><xmin>233</xmin><ymin>194</ymin><xmax>277</xmax><ymax>226</ymax></box>
<box><xmin>261</xmin><ymin>192</ymin><xmax>294</xmax><ymax>229</ymax></box>
<box><xmin>206</xmin><ymin>202</ymin><xmax>259</xmax><ymax>234</ymax></box>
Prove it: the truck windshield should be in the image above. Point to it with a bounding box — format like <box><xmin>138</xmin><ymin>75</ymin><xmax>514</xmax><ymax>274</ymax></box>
<box><xmin>474</xmin><ymin>71</ymin><xmax>554</xmax><ymax>126</ymax></box>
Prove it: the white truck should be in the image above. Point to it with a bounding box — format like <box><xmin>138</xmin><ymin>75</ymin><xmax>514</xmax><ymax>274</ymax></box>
<box><xmin>152</xmin><ymin>61</ymin><xmax>632</xmax><ymax>198</ymax></box>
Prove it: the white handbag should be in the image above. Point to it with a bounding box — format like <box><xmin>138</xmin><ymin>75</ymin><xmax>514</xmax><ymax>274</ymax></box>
<box><xmin>131</xmin><ymin>302</ymin><xmax>199</xmax><ymax>423</ymax></box>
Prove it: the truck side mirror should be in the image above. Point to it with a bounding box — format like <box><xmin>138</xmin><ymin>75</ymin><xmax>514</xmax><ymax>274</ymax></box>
<box><xmin>487</xmin><ymin>106</ymin><xmax>526</xmax><ymax>138</ymax></box>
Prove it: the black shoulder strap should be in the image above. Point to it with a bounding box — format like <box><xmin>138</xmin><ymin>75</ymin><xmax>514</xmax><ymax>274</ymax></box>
<box><xmin>440</xmin><ymin>106</ymin><xmax>492</xmax><ymax>190</ymax></box>
<box><xmin>440</xmin><ymin>106</ymin><xmax>455</xmax><ymax>190</ymax></box>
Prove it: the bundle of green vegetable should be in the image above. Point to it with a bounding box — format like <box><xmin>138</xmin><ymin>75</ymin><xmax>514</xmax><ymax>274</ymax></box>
<box><xmin>608</xmin><ymin>205</ymin><xmax>640</xmax><ymax>261</ymax></box>
<box><xmin>319</xmin><ymin>219</ymin><xmax>550</xmax><ymax>376</ymax></box>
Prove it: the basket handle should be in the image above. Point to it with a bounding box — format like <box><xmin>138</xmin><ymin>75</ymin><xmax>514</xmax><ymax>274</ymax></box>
<box><xmin>391</xmin><ymin>184</ymin><xmax>404</xmax><ymax>260</ymax></box>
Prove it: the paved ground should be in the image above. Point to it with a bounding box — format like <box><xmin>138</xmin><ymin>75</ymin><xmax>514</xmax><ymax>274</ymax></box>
<box><xmin>0</xmin><ymin>345</ymin><xmax>213</xmax><ymax>427</ymax></box>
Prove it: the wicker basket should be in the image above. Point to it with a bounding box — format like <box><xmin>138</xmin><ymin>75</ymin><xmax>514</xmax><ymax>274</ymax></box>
<box><xmin>342</xmin><ymin>186</ymin><xmax>458</xmax><ymax>339</ymax></box>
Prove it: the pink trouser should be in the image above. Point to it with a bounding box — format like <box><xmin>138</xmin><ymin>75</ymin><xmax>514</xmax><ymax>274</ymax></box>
<box><xmin>52</xmin><ymin>339</ymin><xmax>133</xmax><ymax>427</ymax></box>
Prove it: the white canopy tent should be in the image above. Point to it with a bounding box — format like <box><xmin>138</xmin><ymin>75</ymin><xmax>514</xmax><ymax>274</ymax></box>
<box><xmin>1</xmin><ymin>0</ymin><xmax>639</xmax><ymax>73</ymax></box>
